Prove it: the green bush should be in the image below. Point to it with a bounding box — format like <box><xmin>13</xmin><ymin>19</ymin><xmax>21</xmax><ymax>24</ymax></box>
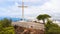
<box><xmin>45</xmin><ymin>20</ymin><xmax>60</xmax><ymax>34</ymax></box>
<box><xmin>0</xmin><ymin>18</ymin><xmax>12</xmax><ymax>27</ymax></box>
<box><xmin>0</xmin><ymin>18</ymin><xmax>15</xmax><ymax>34</ymax></box>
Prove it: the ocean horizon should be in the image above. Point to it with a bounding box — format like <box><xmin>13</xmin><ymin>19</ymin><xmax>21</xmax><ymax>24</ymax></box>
<box><xmin>0</xmin><ymin>17</ymin><xmax>31</xmax><ymax>22</ymax></box>
<box><xmin>0</xmin><ymin>17</ymin><xmax>22</xmax><ymax>22</ymax></box>
<box><xmin>0</xmin><ymin>17</ymin><xmax>60</xmax><ymax>22</ymax></box>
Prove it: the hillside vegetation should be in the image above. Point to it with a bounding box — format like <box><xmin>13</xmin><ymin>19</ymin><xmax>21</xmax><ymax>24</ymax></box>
<box><xmin>45</xmin><ymin>19</ymin><xmax>60</xmax><ymax>34</ymax></box>
<box><xmin>0</xmin><ymin>18</ymin><xmax>15</xmax><ymax>34</ymax></box>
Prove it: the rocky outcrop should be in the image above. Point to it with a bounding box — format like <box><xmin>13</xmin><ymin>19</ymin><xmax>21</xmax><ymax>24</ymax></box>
<box><xmin>14</xmin><ymin>25</ymin><xmax>44</xmax><ymax>34</ymax></box>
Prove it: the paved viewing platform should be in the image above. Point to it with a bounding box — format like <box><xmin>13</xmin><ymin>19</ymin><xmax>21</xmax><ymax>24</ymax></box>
<box><xmin>12</xmin><ymin>21</ymin><xmax>44</xmax><ymax>30</ymax></box>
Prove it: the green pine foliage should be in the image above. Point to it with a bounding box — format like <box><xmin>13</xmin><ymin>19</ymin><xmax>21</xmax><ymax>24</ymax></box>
<box><xmin>37</xmin><ymin>14</ymin><xmax>51</xmax><ymax>24</ymax></box>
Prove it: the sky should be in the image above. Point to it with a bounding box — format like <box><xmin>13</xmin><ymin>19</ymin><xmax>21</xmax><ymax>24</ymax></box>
<box><xmin>0</xmin><ymin>0</ymin><xmax>60</xmax><ymax>20</ymax></box>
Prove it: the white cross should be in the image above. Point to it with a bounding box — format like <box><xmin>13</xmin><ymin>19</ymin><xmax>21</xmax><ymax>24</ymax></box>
<box><xmin>18</xmin><ymin>0</ymin><xmax>27</xmax><ymax>21</ymax></box>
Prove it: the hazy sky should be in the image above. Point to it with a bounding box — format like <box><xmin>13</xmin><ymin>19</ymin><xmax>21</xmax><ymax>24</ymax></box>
<box><xmin>0</xmin><ymin>0</ymin><xmax>60</xmax><ymax>19</ymax></box>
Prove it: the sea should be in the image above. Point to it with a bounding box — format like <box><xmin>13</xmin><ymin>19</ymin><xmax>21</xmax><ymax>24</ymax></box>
<box><xmin>0</xmin><ymin>17</ymin><xmax>60</xmax><ymax>23</ymax></box>
<box><xmin>0</xmin><ymin>17</ymin><xmax>23</xmax><ymax>22</ymax></box>
<box><xmin>0</xmin><ymin>17</ymin><xmax>31</xmax><ymax>22</ymax></box>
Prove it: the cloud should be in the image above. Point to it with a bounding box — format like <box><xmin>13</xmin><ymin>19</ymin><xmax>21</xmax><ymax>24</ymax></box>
<box><xmin>0</xmin><ymin>0</ymin><xmax>60</xmax><ymax>20</ymax></box>
<box><xmin>8</xmin><ymin>0</ymin><xmax>42</xmax><ymax>2</ymax></box>
<box><xmin>24</xmin><ymin>0</ymin><xmax>60</xmax><ymax>19</ymax></box>
<box><xmin>5</xmin><ymin>0</ymin><xmax>49</xmax><ymax>6</ymax></box>
<box><xmin>40</xmin><ymin>0</ymin><xmax>60</xmax><ymax>19</ymax></box>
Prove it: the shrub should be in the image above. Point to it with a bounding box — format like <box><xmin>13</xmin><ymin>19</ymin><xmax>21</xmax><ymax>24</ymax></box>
<box><xmin>0</xmin><ymin>18</ymin><xmax>15</xmax><ymax>34</ymax></box>
<box><xmin>45</xmin><ymin>20</ymin><xmax>60</xmax><ymax>34</ymax></box>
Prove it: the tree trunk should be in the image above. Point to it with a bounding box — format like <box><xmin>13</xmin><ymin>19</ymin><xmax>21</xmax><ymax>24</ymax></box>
<box><xmin>43</xmin><ymin>19</ymin><xmax>45</xmax><ymax>24</ymax></box>
<box><xmin>43</xmin><ymin>19</ymin><xmax>45</xmax><ymax>34</ymax></box>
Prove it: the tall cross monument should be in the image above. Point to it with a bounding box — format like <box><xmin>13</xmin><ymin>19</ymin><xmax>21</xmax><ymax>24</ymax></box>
<box><xmin>18</xmin><ymin>0</ymin><xmax>27</xmax><ymax>21</ymax></box>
